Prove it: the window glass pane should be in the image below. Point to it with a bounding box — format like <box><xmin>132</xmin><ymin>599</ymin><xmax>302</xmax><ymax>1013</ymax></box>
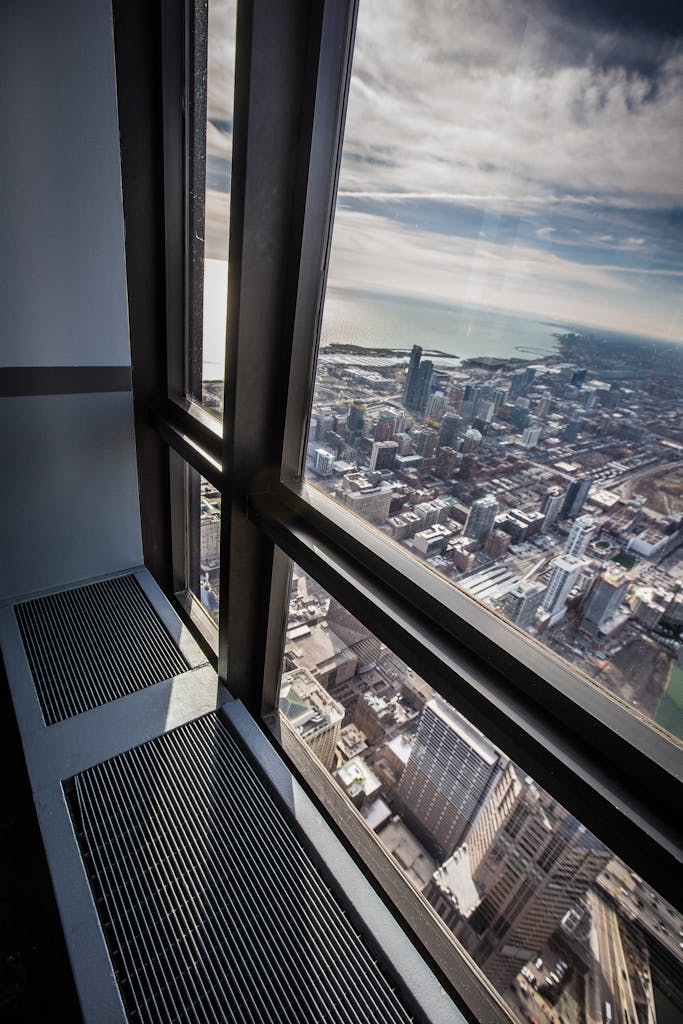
<box><xmin>281</xmin><ymin>565</ymin><xmax>683</xmax><ymax>1022</ymax></box>
<box><xmin>193</xmin><ymin>0</ymin><xmax>236</xmax><ymax>416</ymax></box>
<box><xmin>189</xmin><ymin>469</ymin><xmax>221</xmax><ymax>624</ymax></box>
<box><xmin>303</xmin><ymin>0</ymin><xmax>683</xmax><ymax>745</ymax></box>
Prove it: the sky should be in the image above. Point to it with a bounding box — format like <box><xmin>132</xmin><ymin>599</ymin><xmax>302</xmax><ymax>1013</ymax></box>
<box><xmin>204</xmin><ymin>0</ymin><xmax>683</xmax><ymax>343</ymax></box>
<box><xmin>327</xmin><ymin>0</ymin><xmax>683</xmax><ymax>341</ymax></box>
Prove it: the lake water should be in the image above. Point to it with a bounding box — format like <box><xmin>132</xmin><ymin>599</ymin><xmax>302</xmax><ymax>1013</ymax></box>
<box><xmin>201</xmin><ymin>260</ymin><xmax>564</xmax><ymax>379</ymax></box>
<box><xmin>320</xmin><ymin>286</ymin><xmax>564</xmax><ymax>362</ymax></box>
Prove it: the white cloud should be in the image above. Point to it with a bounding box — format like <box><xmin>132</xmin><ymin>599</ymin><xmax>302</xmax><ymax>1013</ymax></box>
<box><xmin>340</xmin><ymin>0</ymin><xmax>683</xmax><ymax>211</ymax></box>
<box><xmin>327</xmin><ymin>207</ymin><xmax>683</xmax><ymax>339</ymax></box>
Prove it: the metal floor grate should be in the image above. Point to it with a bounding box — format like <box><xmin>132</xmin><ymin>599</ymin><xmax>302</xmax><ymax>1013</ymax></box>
<box><xmin>70</xmin><ymin>712</ymin><xmax>415</xmax><ymax>1024</ymax></box>
<box><xmin>15</xmin><ymin>575</ymin><xmax>190</xmax><ymax>725</ymax></box>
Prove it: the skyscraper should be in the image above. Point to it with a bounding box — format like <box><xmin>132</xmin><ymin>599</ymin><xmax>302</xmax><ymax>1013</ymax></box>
<box><xmin>541</xmin><ymin>485</ymin><xmax>564</xmax><ymax>530</ymax></box>
<box><xmin>369</xmin><ymin>440</ymin><xmax>398</xmax><ymax>472</ymax></box>
<box><xmin>460</xmin><ymin>427</ymin><xmax>482</xmax><ymax>454</ymax></box>
<box><xmin>564</xmin><ymin>514</ymin><xmax>595</xmax><ymax>557</ymax></box>
<box><xmin>279</xmin><ymin>668</ymin><xmax>345</xmax><ymax>770</ymax></box>
<box><xmin>522</xmin><ymin>424</ymin><xmax>541</xmax><ymax>448</ymax></box>
<box><xmin>313</xmin><ymin>448</ymin><xmax>335</xmax><ymax>476</ymax></box>
<box><xmin>504</xmin><ymin>580</ymin><xmax>546</xmax><ymax>631</ymax></box>
<box><xmin>542</xmin><ymin>554</ymin><xmax>587</xmax><ymax>619</ymax></box>
<box><xmin>435</xmin><ymin>777</ymin><xmax>610</xmax><ymax>989</ymax></box>
<box><xmin>561</xmin><ymin>476</ymin><xmax>593</xmax><ymax>519</ymax></box>
<box><xmin>439</xmin><ymin>413</ymin><xmax>465</xmax><ymax>448</ymax></box>
<box><xmin>426</xmin><ymin>391</ymin><xmax>446</xmax><ymax>421</ymax></box>
<box><xmin>397</xmin><ymin>699</ymin><xmax>505</xmax><ymax>859</ymax></box>
<box><xmin>346</xmin><ymin>400</ymin><xmax>366</xmax><ymax>436</ymax></box>
<box><xmin>582</xmin><ymin>568</ymin><xmax>629</xmax><ymax>633</ymax></box>
<box><xmin>403</xmin><ymin>344</ymin><xmax>422</xmax><ymax>404</ymax></box>
<box><xmin>403</xmin><ymin>345</ymin><xmax>434</xmax><ymax>414</ymax></box>
<box><xmin>464</xmin><ymin>494</ymin><xmax>499</xmax><ymax>541</ymax></box>
<box><xmin>375</xmin><ymin>407</ymin><xmax>401</xmax><ymax>441</ymax></box>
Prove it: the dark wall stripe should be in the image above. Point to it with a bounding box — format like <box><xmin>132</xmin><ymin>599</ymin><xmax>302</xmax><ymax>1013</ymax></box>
<box><xmin>0</xmin><ymin>366</ymin><xmax>132</xmax><ymax>397</ymax></box>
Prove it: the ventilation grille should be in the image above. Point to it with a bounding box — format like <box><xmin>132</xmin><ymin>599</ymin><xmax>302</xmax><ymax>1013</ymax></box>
<box><xmin>15</xmin><ymin>575</ymin><xmax>190</xmax><ymax>725</ymax></box>
<box><xmin>70</xmin><ymin>712</ymin><xmax>414</xmax><ymax>1024</ymax></box>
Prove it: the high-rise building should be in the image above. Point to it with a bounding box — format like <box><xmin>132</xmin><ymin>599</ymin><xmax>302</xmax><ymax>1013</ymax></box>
<box><xmin>397</xmin><ymin>699</ymin><xmax>505</xmax><ymax>859</ymax></box>
<box><xmin>375</xmin><ymin>407</ymin><xmax>401</xmax><ymax>440</ymax></box>
<box><xmin>403</xmin><ymin>344</ymin><xmax>422</xmax><ymax>404</ymax></box>
<box><xmin>346</xmin><ymin>400</ymin><xmax>366</xmax><ymax>436</ymax></box>
<box><xmin>563</xmin><ymin>419</ymin><xmax>581</xmax><ymax>443</ymax></box>
<box><xmin>313</xmin><ymin>448</ymin><xmax>335</xmax><ymax>476</ymax></box>
<box><xmin>434</xmin><ymin>446</ymin><xmax>459</xmax><ymax>480</ymax></box>
<box><xmin>426</xmin><ymin>391</ymin><xmax>446</xmax><ymax>421</ymax></box>
<box><xmin>279</xmin><ymin>667</ymin><xmax>345</xmax><ymax>770</ymax></box>
<box><xmin>509</xmin><ymin>370</ymin><xmax>526</xmax><ymax>398</ymax></box>
<box><xmin>429</xmin><ymin>777</ymin><xmax>610</xmax><ymax>989</ymax></box>
<box><xmin>474</xmin><ymin>398</ymin><xmax>495</xmax><ymax>423</ymax></box>
<box><xmin>522</xmin><ymin>424</ymin><xmax>541</xmax><ymax>448</ymax></box>
<box><xmin>483</xmin><ymin>529</ymin><xmax>510</xmax><ymax>559</ymax></box>
<box><xmin>460</xmin><ymin>428</ymin><xmax>482</xmax><ymax>454</ymax></box>
<box><xmin>541</xmin><ymin>485</ymin><xmax>564</xmax><ymax>530</ymax></box>
<box><xmin>340</xmin><ymin>474</ymin><xmax>393</xmax><ymax>523</ymax></box>
<box><xmin>440</xmin><ymin>413</ymin><xmax>465</xmax><ymax>448</ymax></box>
<box><xmin>412</xmin><ymin>427</ymin><xmax>438</xmax><ymax>459</ymax></box>
<box><xmin>369</xmin><ymin>440</ymin><xmax>398</xmax><ymax>472</ymax></box>
<box><xmin>315</xmin><ymin>407</ymin><xmax>336</xmax><ymax>440</ymax></box>
<box><xmin>561</xmin><ymin>476</ymin><xmax>593</xmax><ymax>519</ymax></box>
<box><xmin>564</xmin><ymin>514</ymin><xmax>595</xmax><ymax>557</ymax></box>
<box><xmin>581</xmin><ymin>568</ymin><xmax>629</xmax><ymax>632</ymax></box>
<box><xmin>464</xmin><ymin>494</ymin><xmax>499</xmax><ymax>540</ymax></box>
<box><xmin>404</xmin><ymin>345</ymin><xmax>434</xmax><ymax>414</ymax></box>
<box><xmin>504</xmin><ymin>580</ymin><xmax>545</xmax><ymax>630</ymax></box>
<box><xmin>542</xmin><ymin>554</ymin><xmax>587</xmax><ymax>619</ymax></box>
<box><xmin>463</xmin><ymin>383</ymin><xmax>480</xmax><ymax>405</ymax></box>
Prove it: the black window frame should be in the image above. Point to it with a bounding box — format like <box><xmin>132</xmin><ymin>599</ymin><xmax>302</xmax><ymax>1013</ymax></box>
<box><xmin>118</xmin><ymin>1</ymin><xmax>683</xmax><ymax>1021</ymax></box>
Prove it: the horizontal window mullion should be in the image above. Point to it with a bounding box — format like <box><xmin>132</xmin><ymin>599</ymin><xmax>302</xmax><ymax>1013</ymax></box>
<box><xmin>158</xmin><ymin>396</ymin><xmax>224</xmax><ymax>463</ymax></box>
<box><xmin>152</xmin><ymin>403</ymin><xmax>222</xmax><ymax>487</ymax></box>
<box><xmin>276</xmin><ymin>479</ymin><xmax>681</xmax><ymax>785</ymax></box>
<box><xmin>249</xmin><ymin>484</ymin><xmax>682</xmax><ymax>912</ymax></box>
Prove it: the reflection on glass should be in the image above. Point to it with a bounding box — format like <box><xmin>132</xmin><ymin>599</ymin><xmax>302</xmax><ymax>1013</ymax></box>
<box><xmin>281</xmin><ymin>566</ymin><xmax>683</xmax><ymax>1023</ymax></box>
<box><xmin>304</xmin><ymin>0</ymin><xmax>683</xmax><ymax>745</ymax></box>
<box><xmin>189</xmin><ymin>471</ymin><xmax>221</xmax><ymax>624</ymax></box>
<box><xmin>199</xmin><ymin>0</ymin><xmax>236</xmax><ymax>415</ymax></box>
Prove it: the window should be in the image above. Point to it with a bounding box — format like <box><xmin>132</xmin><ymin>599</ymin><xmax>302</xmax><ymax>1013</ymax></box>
<box><xmin>165</xmin><ymin>0</ymin><xmax>236</xmax><ymax>415</ymax></box>
<box><xmin>279</xmin><ymin>565</ymin><xmax>682</xmax><ymax>1023</ymax></box>
<box><xmin>302</xmin><ymin>0</ymin><xmax>683</xmax><ymax>748</ymax></box>
<box><xmin>145</xmin><ymin>2</ymin><xmax>682</xmax><ymax>1022</ymax></box>
<box><xmin>196</xmin><ymin>0</ymin><xmax>236</xmax><ymax>414</ymax></box>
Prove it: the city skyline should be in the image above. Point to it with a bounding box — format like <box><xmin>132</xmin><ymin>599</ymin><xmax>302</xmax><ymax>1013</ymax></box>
<box><xmin>202</xmin><ymin>0</ymin><xmax>683</xmax><ymax>371</ymax></box>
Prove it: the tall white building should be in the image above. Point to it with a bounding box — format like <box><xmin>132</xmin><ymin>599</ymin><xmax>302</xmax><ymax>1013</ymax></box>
<box><xmin>504</xmin><ymin>580</ymin><xmax>546</xmax><ymax>630</ymax></box>
<box><xmin>397</xmin><ymin>699</ymin><xmax>504</xmax><ymax>859</ymax></box>
<box><xmin>313</xmin><ymin>448</ymin><xmax>335</xmax><ymax>476</ymax></box>
<box><xmin>426</xmin><ymin>391</ymin><xmax>446</xmax><ymax>420</ymax></box>
<box><xmin>464</xmin><ymin>494</ymin><xmax>499</xmax><ymax>540</ymax></box>
<box><xmin>522</xmin><ymin>424</ymin><xmax>541</xmax><ymax>448</ymax></box>
<box><xmin>541</xmin><ymin>485</ymin><xmax>564</xmax><ymax>530</ymax></box>
<box><xmin>564</xmin><ymin>514</ymin><xmax>595</xmax><ymax>557</ymax></box>
<box><xmin>542</xmin><ymin>554</ymin><xmax>587</xmax><ymax>620</ymax></box>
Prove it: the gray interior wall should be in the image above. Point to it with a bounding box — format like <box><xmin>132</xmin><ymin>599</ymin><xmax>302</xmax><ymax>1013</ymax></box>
<box><xmin>0</xmin><ymin>0</ymin><xmax>143</xmax><ymax>601</ymax></box>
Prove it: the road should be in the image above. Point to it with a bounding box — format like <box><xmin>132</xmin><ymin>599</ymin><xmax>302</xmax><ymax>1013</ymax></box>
<box><xmin>597</xmin><ymin>861</ymin><xmax>683</xmax><ymax>965</ymax></box>
<box><xmin>586</xmin><ymin>891</ymin><xmax>639</xmax><ymax>1024</ymax></box>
